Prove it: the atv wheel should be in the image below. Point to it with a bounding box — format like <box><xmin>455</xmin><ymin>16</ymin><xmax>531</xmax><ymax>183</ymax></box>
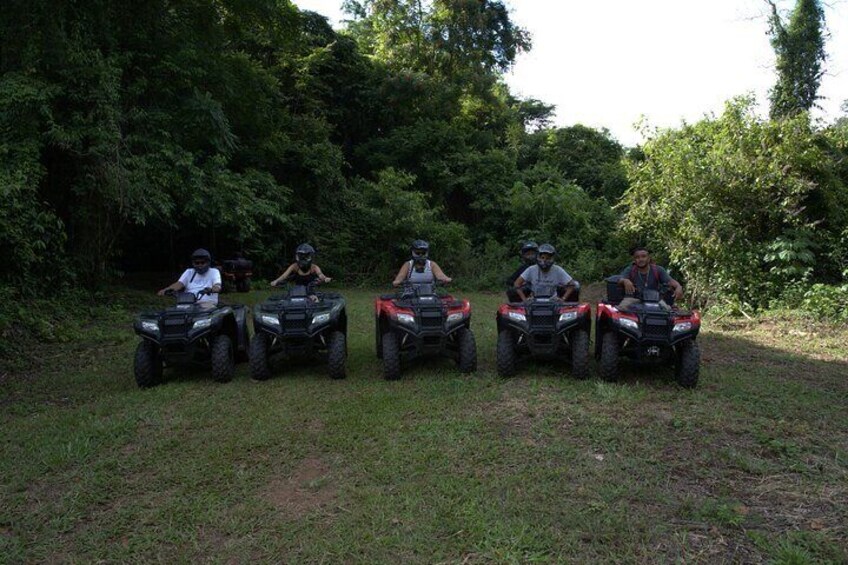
<box><xmin>327</xmin><ymin>331</ymin><xmax>347</xmax><ymax>380</ymax></box>
<box><xmin>599</xmin><ymin>331</ymin><xmax>620</xmax><ymax>382</ymax></box>
<box><xmin>134</xmin><ymin>340</ymin><xmax>163</xmax><ymax>388</ymax></box>
<box><xmin>382</xmin><ymin>332</ymin><xmax>401</xmax><ymax>381</ymax></box>
<box><xmin>456</xmin><ymin>327</ymin><xmax>477</xmax><ymax>373</ymax></box>
<box><xmin>249</xmin><ymin>333</ymin><xmax>271</xmax><ymax>381</ymax></box>
<box><xmin>570</xmin><ymin>329</ymin><xmax>590</xmax><ymax>380</ymax></box>
<box><xmin>211</xmin><ymin>334</ymin><xmax>235</xmax><ymax>383</ymax></box>
<box><xmin>675</xmin><ymin>339</ymin><xmax>700</xmax><ymax>388</ymax></box>
<box><xmin>496</xmin><ymin>329</ymin><xmax>517</xmax><ymax>377</ymax></box>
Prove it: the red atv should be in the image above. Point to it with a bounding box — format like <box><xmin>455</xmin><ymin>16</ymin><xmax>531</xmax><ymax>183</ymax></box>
<box><xmin>374</xmin><ymin>281</ymin><xmax>477</xmax><ymax>380</ymax></box>
<box><xmin>595</xmin><ymin>277</ymin><xmax>701</xmax><ymax>387</ymax></box>
<box><xmin>221</xmin><ymin>255</ymin><xmax>253</xmax><ymax>293</ymax></box>
<box><xmin>495</xmin><ymin>283</ymin><xmax>591</xmax><ymax>378</ymax></box>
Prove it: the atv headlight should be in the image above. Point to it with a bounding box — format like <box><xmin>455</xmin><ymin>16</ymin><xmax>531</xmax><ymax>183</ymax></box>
<box><xmin>141</xmin><ymin>321</ymin><xmax>159</xmax><ymax>333</ymax></box>
<box><xmin>558</xmin><ymin>311</ymin><xmax>578</xmax><ymax>323</ymax></box>
<box><xmin>618</xmin><ymin>317</ymin><xmax>639</xmax><ymax>331</ymax></box>
<box><xmin>507</xmin><ymin>311</ymin><xmax>526</xmax><ymax>323</ymax></box>
<box><xmin>673</xmin><ymin>321</ymin><xmax>693</xmax><ymax>333</ymax></box>
<box><xmin>312</xmin><ymin>312</ymin><xmax>331</xmax><ymax>325</ymax></box>
<box><xmin>192</xmin><ymin>318</ymin><xmax>213</xmax><ymax>330</ymax></box>
<box><xmin>396</xmin><ymin>313</ymin><xmax>416</xmax><ymax>325</ymax></box>
<box><xmin>446</xmin><ymin>312</ymin><xmax>465</xmax><ymax>324</ymax></box>
<box><xmin>260</xmin><ymin>314</ymin><xmax>281</xmax><ymax>327</ymax></box>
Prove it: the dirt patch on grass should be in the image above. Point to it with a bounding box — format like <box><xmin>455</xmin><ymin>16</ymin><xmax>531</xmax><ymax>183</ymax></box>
<box><xmin>261</xmin><ymin>455</ymin><xmax>337</xmax><ymax>519</ymax></box>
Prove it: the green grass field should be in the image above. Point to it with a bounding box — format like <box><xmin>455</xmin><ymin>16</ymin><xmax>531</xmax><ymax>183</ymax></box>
<box><xmin>1</xmin><ymin>286</ymin><xmax>846</xmax><ymax>563</ymax></box>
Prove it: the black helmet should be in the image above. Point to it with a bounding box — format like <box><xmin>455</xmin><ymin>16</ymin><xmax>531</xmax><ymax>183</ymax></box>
<box><xmin>520</xmin><ymin>241</ymin><xmax>539</xmax><ymax>265</ymax></box>
<box><xmin>537</xmin><ymin>243</ymin><xmax>556</xmax><ymax>271</ymax></box>
<box><xmin>191</xmin><ymin>248</ymin><xmax>212</xmax><ymax>274</ymax></box>
<box><xmin>295</xmin><ymin>243</ymin><xmax>315</xmax><ymax>271</ymax></box>
<box><xmin>411</xmin><ymin>239</ymin><xmax>429</xmax><ymax>266</ymax></box>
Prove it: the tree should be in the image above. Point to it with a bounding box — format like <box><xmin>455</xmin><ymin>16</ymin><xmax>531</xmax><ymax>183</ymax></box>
<box><xmin>766</xmin><ymin>0</ymin><xmax>827</xmax><ymax>119</ymax></box>
<box><xmin>343</xmin><ymin>0</ymin><xmax>530</xmax><ymax>88</ymax></box>
<box><xmin>622</xmin><ymin>97</ymin><xmax>847</xmax><ymax>306</ymax></box>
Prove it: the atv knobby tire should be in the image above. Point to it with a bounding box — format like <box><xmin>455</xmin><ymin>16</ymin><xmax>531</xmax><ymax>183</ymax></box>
<box><xmin>249</xmin><ymin>333</ymin><xmax>271</xmax><ymax>381</ymax></box>
<box><xmin>382</xmin><ymin>332</ymin><xmax>401</xmax><ymax>381</ymax></box>
<box><xmin>456</xmin><ymin>327</ymin><xmax>477</xmax><ymax>373</ymax></box>
<box><xmin>599</xmin><ymin>331</ymin><xmax>620</xmax><ymax>382</ymax></box>
<box><xmin>211</xmin><ymin>334</ymin><xmax>235</xmax><ymax>383</ymax></box>
<box><xmin>134</xmin><ymin>340</ymin><xmax>163</xmax><ymax>388</ymax></box>
<box><xmin>675</xmin><ymin>339</ymin><xmax>700</xmax><ymax>388</ymax></box>
<box><xmin>496</xmin><ymin>329</ymin><xmax>517</xmax><ymax>377</ymax></box>
<box><xmin>570</xmin><ymin>329</ymin><xmax>590</xmax><ymax>380</ymax></box>
<box><xmin>327</xmin><ymin>331</ymin><xmax>347</xmax><ymax>380</ymax></box>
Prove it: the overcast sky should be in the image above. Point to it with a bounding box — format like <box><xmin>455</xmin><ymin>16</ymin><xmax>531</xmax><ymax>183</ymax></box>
<box><xmin>293</xmin><ymin>0</ymin><xmax>848</xmax><ymax>146</ymax></box>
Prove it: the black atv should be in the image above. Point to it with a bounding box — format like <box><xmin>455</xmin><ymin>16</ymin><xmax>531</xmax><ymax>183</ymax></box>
<box><xmin>374</xmin><ymin>281</ymin><xmax>476</xmax><ymax>380</ymax></box>
<box><xmin>595</xmin><ymin>277</ymin><xmax>701</xmax><ymax>387</ymax></box>
<box><xmin>249</xmin><ymin>282</ymin><xmax>347</xmax><ymax>380</ymax></box>
<box><xmin>496</xmin><ymin>283</ymin><xmax>591</xmax><ymax>378</ymax></box>
<box><xmin>132</xmin><ymin>290</ymin><xmax>250</xmax><ymax>387</ymax></box>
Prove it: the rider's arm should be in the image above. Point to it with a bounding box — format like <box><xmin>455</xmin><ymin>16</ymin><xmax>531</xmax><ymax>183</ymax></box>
<box><xmin>618</xmin><ymin>267</ymin><xmax>636</xmax><ymax>294</ymax></box>
<box><xmin>514</xmin><ymin>276</ymin><xmax>528</xmax><ymax>301</ymax></box>
<box><xmin>271</xmin><ymin>264</ymin><xmax>296</xmax><ymax>286</ymax></box>
<box><xmin>667</xmin><ymin>275</ymin><xmax>684</xmax><ymax>299</ymax></box>
<box><xmin>392</xmin><ymin>262</ymin><xmax>410</xmax><ymax>287</ymax></box>
<box><xmin>158</xmin><ymin>280</ymin><xmax>185</xmax><ymax>296</ymax></box>
<box><xmin>313</xmin><ymin>265</ymin><xmax>331</xmax><ymax>283</ymax></box>
<box><xmin>430</xmin><ymin>261</ymin><xmax>452</xmax><ymax>284</ymax></box>
<box><xmin>209</xmin><ymin>269</ymin><xmax>222</xmax><ymax>293</ymax></box>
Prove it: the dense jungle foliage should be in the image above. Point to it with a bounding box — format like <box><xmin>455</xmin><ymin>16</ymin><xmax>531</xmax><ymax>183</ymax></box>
<box><xmin>1</xmin><ymin>0</ymin><xmax>846</xmax><ymax>329</ymax></box>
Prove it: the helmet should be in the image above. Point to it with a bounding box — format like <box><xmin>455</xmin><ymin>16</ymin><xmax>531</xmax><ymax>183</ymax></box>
<box><xmin>537</xmin><ymin>243</ymin><xmax>556</xmax><ymax>271</ymax></box>
<box><xmin>295</xmin><ymin>243</ymin><xmax>315</xmax><ymax>271</ymax></box>
<box><xmin>520</xmin><ymin>241</ymin><xmax>539</xmax><ymax>265</ymax></box>
<box><xmin>191</xmin><ymin>248</ymin><xmax>212</xmax><ymax>274</ymax></box>
<box><xmin>411</xmin><ymin>239</ymin><xmax>429</xmax><ymax>266</ymax></box>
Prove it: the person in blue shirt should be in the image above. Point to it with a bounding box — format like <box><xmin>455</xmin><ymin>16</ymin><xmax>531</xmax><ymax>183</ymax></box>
<box><xmin>617</xmin><ymin>246</ymin><xmax>684</xmax><ymax>311</ymax></box>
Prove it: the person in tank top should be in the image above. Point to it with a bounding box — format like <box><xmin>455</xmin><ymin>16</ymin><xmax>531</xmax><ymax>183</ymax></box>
<box><xmin>391</xmin><ymin>239</ymin><xmax>452</xmax><ymax>287</ymax></box>
<box><xmin>270</xmin><ymin>243</ymin><xmax>331</xmax><ymax>291</ymax></box>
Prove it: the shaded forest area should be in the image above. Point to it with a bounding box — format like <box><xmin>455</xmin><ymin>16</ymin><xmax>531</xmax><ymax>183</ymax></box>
<box><xmin>1</xmin><ymin>0</ymin><xmax>847</xmax><ymax>317</ymax></box>
<box><xmin>1</xmin><ymin>0</ymin><xmax>629</xmax><ymax>291</ymax></box>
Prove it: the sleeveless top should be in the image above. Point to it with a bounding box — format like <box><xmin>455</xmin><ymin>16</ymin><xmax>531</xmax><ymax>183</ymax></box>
<box><xmin>407</xmin><ymin>260</ymin><xmax>434</xmax><ymax>283</ymax></box>
<box><xmin>291</xmin><ymin>270</ymin><xmax>318</xmax><ymax>287</ymax></box>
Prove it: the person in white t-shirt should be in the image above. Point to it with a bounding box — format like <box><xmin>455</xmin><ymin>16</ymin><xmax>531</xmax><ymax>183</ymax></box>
<box><xmin>157</xmin><ymin>248</ymin><xmax>222</xmax><ymax>306</ymax></box>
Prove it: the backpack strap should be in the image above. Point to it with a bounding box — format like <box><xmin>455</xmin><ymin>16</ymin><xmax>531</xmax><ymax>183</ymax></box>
<box><xmin>189</xmin><ymin>269</ymin><xmax>198</xmax><ymax>284</ymax></box>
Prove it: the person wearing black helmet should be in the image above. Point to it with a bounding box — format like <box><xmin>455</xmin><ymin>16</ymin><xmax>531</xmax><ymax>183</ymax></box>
<box><xmin>513</xmin><ymin>243</ymin><xmax>575</xmax><ymax>301</ymax></box>
<box><xmin>157</xmin><ymin>248</ymin><xmax>222</xmax><ymax>305</ymax></box>
<box><xmin>506</xmin><ymin>241</ymin><xmax>539</xmax><ymax>302</ymax></box>
<box><xmin>392</xmin><ymin>239</ymin><xmax>452</xmax><ymax>286</ymax></box>
<box><xmin>270</xmin><ymin>243</ymin><xmax>332</xmax><ymax>291</ymax></box>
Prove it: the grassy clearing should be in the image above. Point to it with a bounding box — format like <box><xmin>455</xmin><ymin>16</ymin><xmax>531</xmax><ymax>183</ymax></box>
<box><xmin>1</xmin><ymin>285</ymin><xmax>846</xmax><ymax>562</ymax></box>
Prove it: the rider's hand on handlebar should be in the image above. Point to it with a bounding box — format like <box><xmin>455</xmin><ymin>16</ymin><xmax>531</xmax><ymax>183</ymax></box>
<box><xmin>157</xmin><ymin>288</ymin><xmax>167</xmax><ymax>296</ymax></box>
<box><xmin>674</xmin><ymin>286</ymin><xmax>684</xmax><ymax>301</ymax></box>
<box><xmin>270</xmin><ymin>280</ymin><xmax>278</xmax><ymax>287</ymax></box>
<box><xmin>622</xmin><ymin>279</ymin><xmax>636</xmax><ymax>295</ymax></box>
